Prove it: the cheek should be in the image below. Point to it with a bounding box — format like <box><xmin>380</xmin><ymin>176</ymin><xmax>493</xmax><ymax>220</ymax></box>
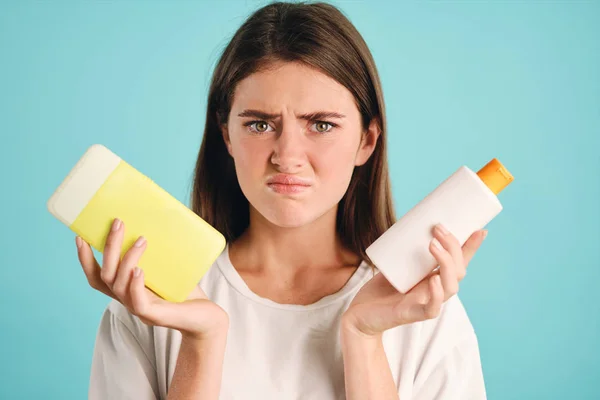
<box><xmin>313</xmin><ymin>140</ymin><xmax>358</xmax><ymax>191</ymax></box>
<box><xmin>229</xmin><ymin>137</ymin><xmax>273</xmax><ymax>201</ymax></box>
<box><xmin>231</xmin><ymin>137</ymin><xmax>270</xmax><ymax>173</ymax></box>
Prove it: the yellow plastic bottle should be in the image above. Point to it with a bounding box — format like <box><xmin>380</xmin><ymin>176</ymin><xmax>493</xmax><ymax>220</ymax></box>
<box><xmin>47</xmin><ymin>144</ymin><xmax>226</xmax><ymax>303</ymax></box>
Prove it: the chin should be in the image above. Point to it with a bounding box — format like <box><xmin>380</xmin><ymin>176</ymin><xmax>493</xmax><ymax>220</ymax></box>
<box><xmin>249</xmin><ymin>192</ymin><xmax>339</xmax><ymax>229</ymax></box>
<box><xmin>260</xmin><ymin>202</ymin><xmax>317</xmax><ymax>228</ymax></box>
<box><xmin>243</xmin><ymin>185</ymin><xmax>344</xmax><ymax>229</ymax></box>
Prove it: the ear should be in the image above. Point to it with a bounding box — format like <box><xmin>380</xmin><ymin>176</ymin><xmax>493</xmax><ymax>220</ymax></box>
<box><xmin>355</xmin><ymin>118</ymin><xmax>380</xmax><ymax>166</ymax></box>
<box><xmin>221</xmin><ymin>123</ymin><xmax>233</xmax><ymax>156</ymax></box>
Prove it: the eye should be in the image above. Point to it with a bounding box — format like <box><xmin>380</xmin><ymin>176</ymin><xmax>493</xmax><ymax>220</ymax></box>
<box><xmin>245</xmin><ymin>121</ymin><xmax>273</xmax><ymax>133</ymax></box>
<box><xmin>311</xmin><ymin>121</ymin><xmax>336</xmax><ymax>133</ymax></box>
<box><xmin>254</xmin><ymin>121</ymin><xmax>269</xmax><ymax>132</ymax></box>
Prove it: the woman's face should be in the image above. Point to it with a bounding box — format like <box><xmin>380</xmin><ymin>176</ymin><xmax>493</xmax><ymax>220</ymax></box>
<box><xmin>223</xmin><ymin>61</ymin><xmax>378</xmax><ymax>228</ymax></box>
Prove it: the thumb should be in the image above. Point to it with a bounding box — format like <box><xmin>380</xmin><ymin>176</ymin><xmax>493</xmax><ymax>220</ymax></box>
<box><xmin>130</xmin><ymin>267</ymin><xmax>153</xmax><ymax>320</ymax></box>
<box><xmin>461</xmin><ymin>230</ymin><xmax>487</xmax><ymax>266</ymax></box>
<box><xmin>187</xmin><ymin>285</ymin><xmax>209</xmax><ymax>301</ymax></box>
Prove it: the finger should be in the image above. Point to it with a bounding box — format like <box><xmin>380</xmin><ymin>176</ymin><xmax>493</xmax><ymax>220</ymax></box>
<box><xmin>433</xmin><ymin>224</ymin><xmax>466</xmax><ymax>280</ymax></box>
<box><xmin>129</xmin><ymin>271</ymin><xmax>210</xmax><ymax>332</ymax></box>
<box><xmin>430</xmin><ymin>236</ymin><xmax>459</xmax><ymax>300</ymax></box>
<box><xmin>187</xmin><ymin>285</ymin><xmax>209</xmax><ymax>301</ymax></box>
<box><xmin>462</xmin><ymin>230</ymin><xmax>487</xmax><ymax>266</ymax></box>
<box><xmin>101</xmin><ymin>218</ymin><xmax>124</xmax><ymax>287</ymax></box>
<box><xmin>129</xmin><ymin>269</ymin><xmax>179</xmax><ymax>329</ymax></box>
<box><xmin>398</xmin><ymin>275</ymin><xmax>443</xmax><ymax>324</ymax></box>
<box><xmin>422</xmin><ymin>274</ymin><xmax>444</xmax><ymax>319</ymax></box>
<box><xmin>76</xmin><ymin>236</ymin><xmax>116</xmax><ymax>300</ymax></box>
<box><xmin>112</xmin><ymin>236</ymin><xmax>147</xmax><ymax>303</ymax></box>
<box><xmin>129</xmin><ymin>267</ymin><xmax>153</xmax><ymax>321</ymax></box>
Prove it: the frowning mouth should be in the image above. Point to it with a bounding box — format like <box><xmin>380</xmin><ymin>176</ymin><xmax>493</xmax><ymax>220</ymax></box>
<box><xmin>266</xmin><ymin>174</ymin><xmax>312</xmax><ymax>194</ymax></box>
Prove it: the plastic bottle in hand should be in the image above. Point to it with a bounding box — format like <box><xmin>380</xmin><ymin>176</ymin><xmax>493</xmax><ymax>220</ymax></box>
<box><xmin>365</xmin><ymin>158</ymin><xmax>514</xmax><ymax>293</ymax></box>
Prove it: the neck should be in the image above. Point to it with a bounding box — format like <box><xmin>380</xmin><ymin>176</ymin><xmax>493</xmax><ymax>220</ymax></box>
<box><xmin>229</xmin><ymin>205</ymin><xmax>361</xmax><ymax>274</ymax></box>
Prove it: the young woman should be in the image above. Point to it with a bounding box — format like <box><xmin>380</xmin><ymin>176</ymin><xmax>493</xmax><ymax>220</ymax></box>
<box><xmin>79</xmin><ymin>2</ymin><xmax>487</xmax><ymax>399</ymax></box>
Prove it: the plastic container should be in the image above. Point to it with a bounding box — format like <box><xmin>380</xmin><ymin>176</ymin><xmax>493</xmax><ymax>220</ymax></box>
<box><xmin>47</xmin><ymin>144</ymin><xmax>226</xmax><ymax>303</ymax></box>
<box><xmin>365</xmin><ymin>158</ymin><xmax>514</xmax><ymax>293</ymax></box>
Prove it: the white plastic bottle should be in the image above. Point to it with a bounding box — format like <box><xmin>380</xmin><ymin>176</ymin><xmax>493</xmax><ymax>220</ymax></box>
<box><xmin>365</xmin><ymin>158</ymin><xmax>514</xmax><ymax>293</ymax></box>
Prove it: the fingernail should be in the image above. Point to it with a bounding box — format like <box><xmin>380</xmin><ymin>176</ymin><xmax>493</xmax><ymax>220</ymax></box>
<box><xmin>134</xmin><ymin>236</ymin><xmax>146</xmax><ymax>248</ymax></box>
<box><xmin>482</xmin><ymin>230</ymin><xmax>488</xmax><ymax>239</ymax></box>
<box><xmin>112</xmin><ymin>218</ymin><xmax>122</xmax><ymax>232</ymax></box>
<box><xmin>76</xmin><ymin>236</ymin><xmax>82</xmax><ymax>249</ymax></box>
<box><xmin>435</xmin><ymin>223</ymin><xmax>449</xmax><ymax>236</ymax></box>
<box><xmin>134</xmin><ymin>267</ymin><xmax>141</xmax><ymax>277</ymax></box>
<box><xmin>432</xmin><ymin>238</ymin><xmax>443</xmax><ymax>251</ymax></box>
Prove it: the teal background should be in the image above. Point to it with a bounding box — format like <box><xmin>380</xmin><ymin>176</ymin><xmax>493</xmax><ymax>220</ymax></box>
<box><xmin>1</xmin><ymin>0</ymin><xmax>598</xmax><ymax>398</ymax></box>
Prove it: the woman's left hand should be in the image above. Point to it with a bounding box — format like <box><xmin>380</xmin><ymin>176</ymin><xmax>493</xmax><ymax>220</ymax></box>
<box><xmin>342</xmin><ymin>224</ymin><xmax>487</xmax><ymax>338</ymax></box>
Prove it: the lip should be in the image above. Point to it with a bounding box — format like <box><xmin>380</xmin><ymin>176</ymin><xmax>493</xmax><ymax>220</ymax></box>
<box><xmin>266</xmin><ymin>174</ymin><xmax>312</xmax><ymax>194</ymax></box>
<box><xmin>266</xmin><ymin>174</ymin><xmax>313</xmax><ymax>186</ymax></box>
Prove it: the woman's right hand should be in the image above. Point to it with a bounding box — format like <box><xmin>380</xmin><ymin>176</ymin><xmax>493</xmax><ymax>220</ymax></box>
<box><xmin>76</xmin><ymin>218</ymin><xmax>229</xmax><ymax>341</ymax></box>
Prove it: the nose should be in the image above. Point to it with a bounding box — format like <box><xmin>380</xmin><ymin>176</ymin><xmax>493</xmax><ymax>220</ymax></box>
<box><xmin>270</xmin><ymin>125</ymin><xmax>307</xmax><ymax>173</ymax></box>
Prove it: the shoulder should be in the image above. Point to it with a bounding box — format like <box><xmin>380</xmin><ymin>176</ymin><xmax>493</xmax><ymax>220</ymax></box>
<box><xmin>100</xmin><ymin>300</ymin><xmax>184</xmax><ymax>369</ymax></box>
<box><xmin>383</xmin><ymin>295</ymin><xmax>485</xmax><ymax>397</ymax></box>
<box><xmin>384</xmin><ymin>294</ymin><xmax>480</xmax><ymax>369</ymax></box>
<box><xmin>423</xmin><ymin>294</ymin><xmax>476</xmax><ymax>341</ymax></box>
<box><xmin>103</xmin><ymin>300</ymin><xmax>156</xmax><ymax>347</ymax></box>
<box><xmin>417</xmin><ymin>294</ymin><xmax>479</xmax><ymax>358</ymax></box>
<box><xmin>197</xmin><ymin>246</ymin><xmax>238</xmax><ymax>301</ymax></box>
<box><xmin>412</xmin><ymin>295</ymin><xmax>486</xmax><ymax>398</ymax></box>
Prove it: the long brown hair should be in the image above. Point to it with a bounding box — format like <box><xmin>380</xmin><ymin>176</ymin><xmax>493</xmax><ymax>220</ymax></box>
<box><xmin>191</xmin><ymin>1</ymin><xmax>396</xmax><ymax>266</ymax></box>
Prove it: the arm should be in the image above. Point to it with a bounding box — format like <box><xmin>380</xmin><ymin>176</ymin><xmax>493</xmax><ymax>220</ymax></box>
<box><xmin>80</xmin><ymin>222</ymin><xmax>230</xmax><ymax>399</ymax></box>
<box><xmin>167</xmin><ymin>329</ymin><xmax>228</xmax><ymax>400</ymax></box>
<box><xmin>412</xmin><ymin>333</ymin><xmax>486</xmax><ymax>400</ymax></box>
<box><xmin>341</xmin><ymin>318</ymin><xmax>486</xmax><ymax>400</ymax></box>
<box><xmin>89</xmin><ymin>306</ymin><xmax>160</xmax><ymax>400</ymax></box>
<box><xmin>90</xmin><ymin>303</ymin><xmax>229</xmax><ymax>400</ymax></box>
<box><xmin>340</xmin><ymin>226</ymin><xmax>487</xmax><ymax>399</ymax></box>
<box><xmin>340</xmin><ymin>317</ymin><xmax>399</xmax><ymax>400</ymax></box>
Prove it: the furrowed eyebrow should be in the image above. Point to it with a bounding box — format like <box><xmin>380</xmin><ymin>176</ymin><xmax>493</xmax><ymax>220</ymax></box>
<box><xmin>298</xmin><ymin>111</ymin><xmax>346</xmax><ymax>120</ymax></box>
<box><xmin>237</xmin><ymin>109</ymin><xmax>279</xmax><ymax>119</ymax></box>
<box><xmin>237</xmin><ymin>109</ymin><xmax>346</xmax><ymax>120</ymax></box>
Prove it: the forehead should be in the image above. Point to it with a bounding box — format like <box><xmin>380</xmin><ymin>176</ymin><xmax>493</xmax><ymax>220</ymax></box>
<box><xmin>231</xmin><ymin>61</ymin><xmax>358</xmax><ymax>114</ymax></box>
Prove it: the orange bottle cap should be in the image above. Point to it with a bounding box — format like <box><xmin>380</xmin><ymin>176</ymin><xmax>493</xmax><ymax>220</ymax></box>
<box><xmin>476</xmin><ymin>158</ymin><xmax>514</xmax><ymax>195</ymax></box>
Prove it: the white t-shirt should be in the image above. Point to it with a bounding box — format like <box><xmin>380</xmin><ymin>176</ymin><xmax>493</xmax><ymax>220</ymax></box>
<box><xmin>89</xmin><ymin>245</ymin><xmax>486</xmax><ymax>399</ymax></box>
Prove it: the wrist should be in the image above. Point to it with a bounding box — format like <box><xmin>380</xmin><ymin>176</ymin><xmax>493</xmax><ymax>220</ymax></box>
<box><xmin>340</xmin><ymin>313</ymin><xmax>383</xmax><ymax>347</ymax></box>
<box><xmin>340</xmin><ymin>317</ymin><xmax>387</xmax><ymax>380</ymax></box>
<box><xmin>181</xmin><ymin>323</ymin><xmax>229</xmax><ymax>346</ymax></box>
